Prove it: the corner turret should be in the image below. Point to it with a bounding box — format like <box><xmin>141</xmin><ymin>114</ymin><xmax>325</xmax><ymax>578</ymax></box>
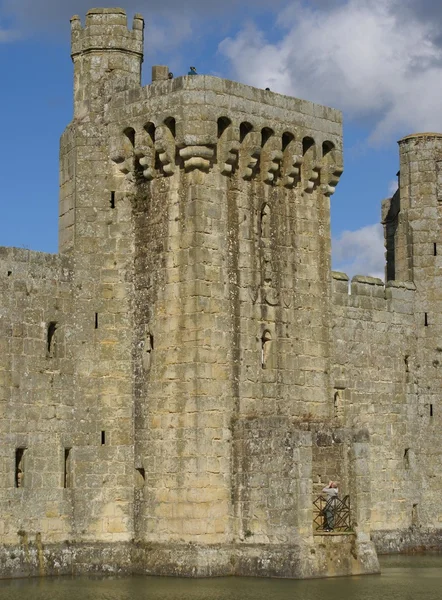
<box><xmin>383</xmin><ymin>133</ymin><xmax>442</xmax><ymax>283</ymax></box>
<box><xmin>71</xmin><ymin>8</ymin><xmax>144</xmax><ymax>119</ymax></box>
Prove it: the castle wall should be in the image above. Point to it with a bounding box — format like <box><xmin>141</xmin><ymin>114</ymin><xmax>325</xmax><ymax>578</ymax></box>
<box><xmin>0</xmin><ymin>248</ymin><xmax>74</xmax><ymax>545</ymax></box>
<box><xmin>331</xmin><ymin>271</ymin><xmax>442</xmax><ymax>548</ymax></box>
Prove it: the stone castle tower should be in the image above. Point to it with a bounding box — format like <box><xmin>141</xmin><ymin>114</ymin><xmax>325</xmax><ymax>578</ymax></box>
<box><xmin>0</xmin><ymin>8</ymin><xmax>441</xmax><ymax>579</ymax></box>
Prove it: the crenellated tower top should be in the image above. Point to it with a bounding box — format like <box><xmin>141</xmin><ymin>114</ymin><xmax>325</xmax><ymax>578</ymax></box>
<box><xmin>71</xmin><ymin>8</ymin><xmax>144</xmax><ymax>119</ymax></box>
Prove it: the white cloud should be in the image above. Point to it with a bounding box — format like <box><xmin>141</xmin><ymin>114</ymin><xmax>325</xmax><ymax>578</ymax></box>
<box><xmin>219</xmin><ymin>0</ymin><xmax>442</xmax><ymax>144</ymax></box>
<box><xmin>332</xmin><ymin>223</ymin><xmax>385</xmax><ymax>280</ymax></box>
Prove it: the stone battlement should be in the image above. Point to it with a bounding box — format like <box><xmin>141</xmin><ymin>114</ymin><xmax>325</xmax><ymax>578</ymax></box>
<box><xmin>71</xmin><ymin>8</ymin><xmax>144</xmax><ymax>58</ymax></box>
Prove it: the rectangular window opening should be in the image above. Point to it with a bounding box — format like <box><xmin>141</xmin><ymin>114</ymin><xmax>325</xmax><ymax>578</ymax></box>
<box><xmin>64</xmin><ymin>448</ymin><xmax>72</xmax><ymax>489</ymax></box>
<box><xmin>404</xmin><ymin>448</ymin><xmax>410</xmax><ymax>469</ymax></box>
<box><xmin>101</xmin><ymin>431</ymin><xmax>106</xmax><ymax>445</ymax></box>
<box><xmin>15</xmin><ymin>448</ymin><xmax>27</xmax><ymax>488</ymax></box>
<box><xmin>425</xmin><ymin>312</ymin><xmax>429</xmax><ymax>327</ymax></box>
<box><xmin>135</xmin><ymin>467</ymin><xmax>146</xmax><ymax>488</ymax></box>
<box><xmin>110</xmin><ymin>191</ymin><xmax>116</xmax><ymax>209</ymax></box>
<box><xmin>430</xmin><ymin>404</ymin><xmax>433</xmax><ymax>417</ymax></box>
<box><xmin>47</xmin><ymin>321</ymin><xmax>58</xmax><ymax>356</ymax></box>
<box><xmin>95</xmin><ymin>313</ymin><xmax>99</xmax><ymax>330</ymax></box>
<box><xmin>434</xmin><ymin>242</ymin><xmax>437</xmax><ymax>256</ymax></box>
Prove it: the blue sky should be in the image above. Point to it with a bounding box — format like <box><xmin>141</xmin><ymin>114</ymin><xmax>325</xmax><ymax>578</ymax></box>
<box><xmin>1</xmin><ymin>0</ymin><xmax>441</xmax><ymax>279</ymax></box>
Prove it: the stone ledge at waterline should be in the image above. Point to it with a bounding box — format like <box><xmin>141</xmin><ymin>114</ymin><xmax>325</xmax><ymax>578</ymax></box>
<box><xmin>0</xmin><ymin>539</ymin><xmax>379</xmax><ymax>579</ymax></box>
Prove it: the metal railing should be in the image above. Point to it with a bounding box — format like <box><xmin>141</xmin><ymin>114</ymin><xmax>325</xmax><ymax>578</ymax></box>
<box><xmin>313</xmin><ymin>494</ymin><xmax>352</xmax><ymax>533</ymax></box>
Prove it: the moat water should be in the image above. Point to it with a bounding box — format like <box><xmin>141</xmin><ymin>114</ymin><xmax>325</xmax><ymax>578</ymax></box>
<box><xmin>0</xmin><ymin>556</ymin><xmax>441</xmax><ymax>600</ymax></box>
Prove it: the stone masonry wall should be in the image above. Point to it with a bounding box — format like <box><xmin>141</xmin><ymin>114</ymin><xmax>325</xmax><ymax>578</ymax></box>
<box><xmin>331</xmin><ymin>272</ymin><xmax>442</xmax><ymax>544</ymax></box>
<box><xmin>0</xmin><ymin>248</ymin><xmax>73</xmax><ymax>545</ymax></box>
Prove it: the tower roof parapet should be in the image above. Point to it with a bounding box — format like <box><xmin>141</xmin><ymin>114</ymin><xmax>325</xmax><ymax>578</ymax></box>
<box><xmin>399</xmin><ymin>132</ymin><xmax>442</xmax><ymax>144</ymax></box>
<box><xmin>71</xmin><ymin>7</ymin><xmax>144</xmax><ymax>60</ymax></box>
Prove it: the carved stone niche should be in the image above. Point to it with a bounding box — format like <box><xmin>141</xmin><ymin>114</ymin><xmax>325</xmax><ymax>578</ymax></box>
<box><xmin>110</xmin><ymin>126</ymin><xmax>136</xmax><ymax>176</ymax></box>
<box><xmin>260</xmin><ymin>130</ymin><xmax>283</xmax><ymax>184</ymax></box>
<box><xmin>281</xmin><ymin>135</ymin><xmax>303</xmax><ymax>188</ymax></box>
<box><xmin>137</xmin><ymin>123</ymin><xmax>156</xmax><ymax>181</ymax></box>
<box><xmin>319</xmin><ymin>141</ymin><xmax>343</xmax><ymax>197</ymax></box>
<box><xmin>154</xmin><ymin>123</ymin><xmax>176</xmax><ymax>176</ymax></box>
<box><xmin>302</xmin><ymin>136</ymin><xmax>321</xmax><ymax>192</ymax></box>
<box><xmin>239</xmin><ymin>130</ymin><xmax>262</xmax><ymax>180</ymax></box>
<box><xmin>217</xmin><ymin>120</ymin><xmax>240</xmax><ymax>175</ymax></box>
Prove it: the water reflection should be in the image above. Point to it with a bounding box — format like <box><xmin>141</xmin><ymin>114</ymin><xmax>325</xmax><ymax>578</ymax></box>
<box><xmin>0</xmin><ymin>556</ymin><xmax>441</xmax><ymax>600</ymax></box>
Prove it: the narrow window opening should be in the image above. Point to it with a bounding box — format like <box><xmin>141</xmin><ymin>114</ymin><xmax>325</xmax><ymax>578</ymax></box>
<box><xmin>164</xmin><ymin>117</ymin><xmax>176</xmax><ymax>138</ymax></box>
<box><xmin>101</xmin><ymin>431</ymin><xmax>106</xmax><ymax>445</ymax></box>
<box><xmin>144</xmin><ymin>122</ymin><xmax>156</xmax><ymax>143</ymax></box>
<box><xmin>333</xmin><ymin>391</ymin><xmax>341</xmax><ymax>418</ymax></box>
<box><xmin>15</xmin><ymin>448</ymin><xmax>26</xmax><ymax>488</ymax></box>
<box><xmin>412</xmin><ymin>503</ymin><xmax>419</xmax><ymax>527</ymax></box>
<box><xmin>282</xmin><ymin>132</ymin><xmax>294</xmax><ymax>151</ymax></box>
<box><xmin>47</xmin><ymin>321</ymin><xmax>58</xmax><ymax>356</ymax></box>
<box><xmin>240</xmin><ymin>122</ymin><xmax>253</xmax><ymax>143</ymax></box>
<box><xmin>135</xmin><ymin>467</ymin><xmax>146</xmax><ymax>488</ymax></box>
<box><xmin>110</xmin><ymin>191</ymin><xmax>115</xmax><ymax>209</ymax></box>
<box><xmin>322</xmin><ymin>140</ymin><xmax>335</xmax><ymax>157</ymax></box>
<box><xmin>404</xmin><ymin>355</ymin><xmax>409</xmax><ymax>373</ymax></box>
<box><xmin>7</xmin><ymin>270</ymin><xmax>12</xmax><ymax>277</ymax></box>
<box><xmin>430</xmin><ymin>404</ymin><xmax>433</xmax><ymax>417</ymax></box>
<box><xmin>302</xmin><ymin>136</ymin><xmax>315</xmax><ymax>155</ymax></box>
<box><xmin>95</xmin><ymin>313</ymin><xmax>99</xmax><ymax>329</ymax></box>
<box><xmin>124</xmin><ymin>127</ymin><xmax>136</xmax><ymax>147</ymax></box>
<box><xmin>260</xmin><ymin>204</ymin><xmax>270</xmax><ymax>239</ymax></box>
<box><xmin>434</xmin><ymin>242</ymin><xmax>437</xmax><ymax>256</ymax></box>
<box><xmin>425</xmin><ymin>312</ymin><xmax>429</xmax><ymax>326</ymax></box>
<box><xmin>64</xmin><ymin>448</ymin><xmax>72</xmax><ymax>489</ymax></box>
<box><xmin>217</xmin><ymin>117</ymin><xmax>231</xmax><ymax>138</ymax></box>
<box><xmin>404</xmin><ymin>448</ymin><xmax>410</xmax><ymax>469</ymax></box>
<box><xmin>261</xmin><ymin>330</ymin><xmax>272</xmax><ymax>369</ymax></box>
<box><xmin>261</xmin><ymin>127</ymin><xmax>274</xmax><ymax>147</ymax></box>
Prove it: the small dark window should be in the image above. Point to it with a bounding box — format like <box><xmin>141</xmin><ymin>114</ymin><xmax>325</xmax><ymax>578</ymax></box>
<box><xmin>425</xmin><ymin>312</ymin><xmax>429</xmax><ymax>326</ymax></box>
<box><xmin>434</xmin><ymin>243</ymin><xmax>437</xmax><ymax>256</ymax></box>
<box><xmin>302</xmin><ymin>137</ymin><xmax>315</xmax><ymax>155</ymax></box>
<box><xmin>47</xmin><ymin>321</ymin><xmax>58</xmax><ymax>356</ymax></box>
<box><xmin>7</xmin><ymin>270</ymin><xmax>12</xmax><ymax>277</ymax></box>
<box><xmin>282</xmin><ymin>132</ymin><xmax>294</xmax><ymax>151</ymax></box>
<box><xmin>412</xmin><ymin>503</ymin><xmax>419</xmax><ymax>527</ymax></box>
<box><xmin>261</xmin><ymin>127</ymin><xmax>273</xmax><ymax>147</ymax></box>
<box><xmin>404</xmin><ymin>448</ymin><xmax>410</xmax><ymax>469</ymax></box>
<box><xmin>15</xmin><ymin>448</ymin><xmax>26</xmax><ymax>488</ymax></box>
<box><xmin>430</xmin><ymin>404</ymin><xmax>433</xmax><ymax>417</ymax></box>
<box><xmin>164</xmin><ymin>117</ymin><xmax>176</xmax><ymax>138</ymax></box>
<box><xmin>240</xmin><ymin>122</ymin><xmax>253</xmax><ymax>143</ymax></box>
<box><xmin>101</xmin><ymin>431</ymin><xmax>106</xmax><ymax>445</ymax></box>
<box><xmin>124</xmin><ymin>127</ymin><xmax>135</xmax><ymax>147</ymax></box>
<box><xmin>217</xmin><ymin>117</ymin><xmax>231</xmax><ymax>138</ymax></box>
<box><xmin>95</xmin><ymin>313</ymin><xmax>99</xmax><ymax>330</ymax></box>
<box><xmin>322</xmin><ymin>141</ymin><xmax>335</xmax><ymax>157</ymax></box>
<box><xmin>404</xmin><ymin>355</ymin><xmax>409</xmax><ymax>373</ymax></box>
<box><xmin>64</xmin><ymin>448</ymin><xmax>72</xmax><ymax>489</ymax></box>
<box><xmin>144</xmin><ymin>122</ymin><xmax>156</xmax><ymax>143</ymax></box>
<box><xmin>110</xmin><ymin>191</ymin><xmax>115</xmax><ymax>209</ymax></box>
